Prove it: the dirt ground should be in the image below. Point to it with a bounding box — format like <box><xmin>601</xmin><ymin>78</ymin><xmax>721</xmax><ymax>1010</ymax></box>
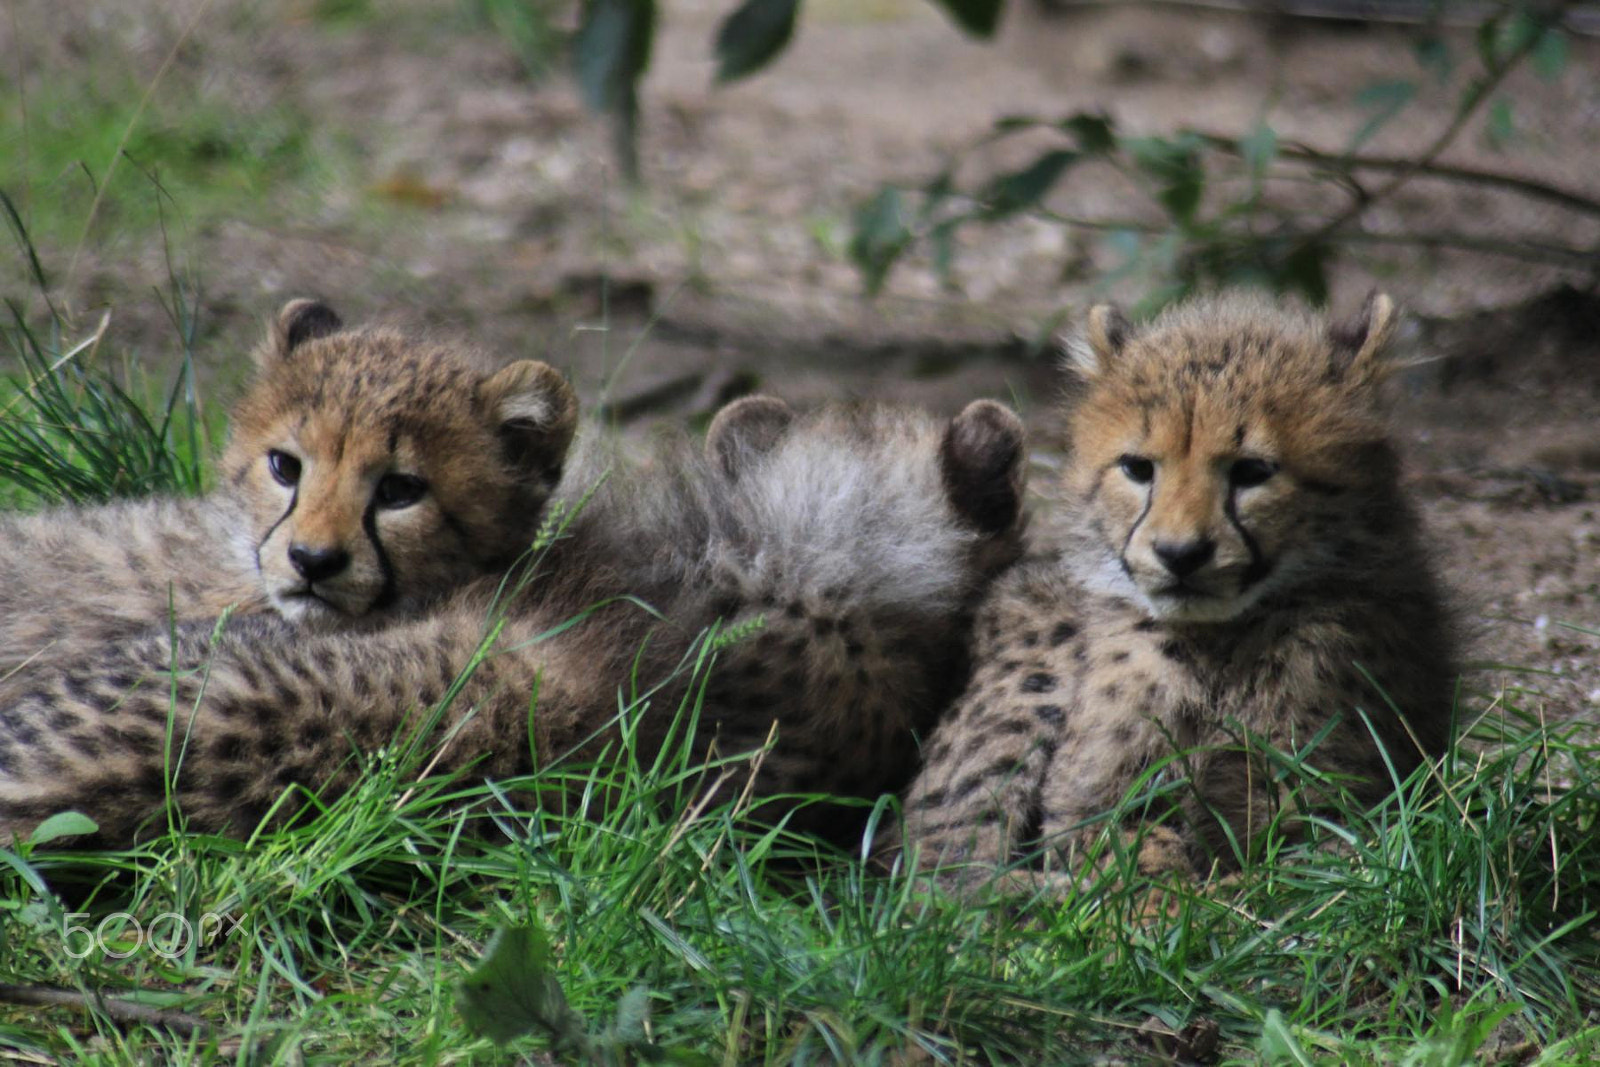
<box><xmin>5</xmin><ymin>0</ymin><xmax>1598</xmax><ymax>716</ymax></box>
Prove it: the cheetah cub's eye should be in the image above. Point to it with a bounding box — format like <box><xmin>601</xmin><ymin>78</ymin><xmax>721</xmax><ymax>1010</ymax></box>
<box><xmin>375</xmin><ymin>473</ymin><xmax>428</xmax><ymax>510</ymax></box>
<box><xmin>267</xmin><ymin>449</ymin><xmax>302</xmax><ymax>487</ymax></box>
<box><xmin>1118</xmin><ymin>454</ymin><xmax>1155</xmax><ymax>485</ymax></box>
<box><xmin>1229</xmin><ymin>458</ymin><xmax>1277</xmax><ymax>489</ymax></box>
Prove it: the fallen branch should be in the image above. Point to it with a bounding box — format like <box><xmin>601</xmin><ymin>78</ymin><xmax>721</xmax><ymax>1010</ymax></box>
<box><xmin>0</xmin><ymin>983</ymin><xmax>208</xmax><ymax>1036</ymax></box>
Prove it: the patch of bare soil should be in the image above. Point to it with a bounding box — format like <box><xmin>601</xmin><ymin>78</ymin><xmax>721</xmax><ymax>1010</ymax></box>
<box><xmin>4</xmin><ymin>0</ymin><xmax>1597</xmax><ymax>713</ymax></box>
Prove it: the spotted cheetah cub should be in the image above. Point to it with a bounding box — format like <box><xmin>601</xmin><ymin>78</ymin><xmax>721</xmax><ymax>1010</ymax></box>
<box><xmin>0</xmin><ymin>396</ymin><xmax>1026</xmax><ymax>847</ymax></box>
<box><xmin>895</xmin><ymin>292</ymin><xmax>1456</xmax><ymax>884</ymax></box>
<box><xmin>0</xmin><ymin>300</ymin><xmax>577</xmax><ymax>669</ymax></box>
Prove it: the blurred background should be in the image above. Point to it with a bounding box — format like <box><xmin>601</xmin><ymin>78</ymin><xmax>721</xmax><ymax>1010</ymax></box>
<box><xmin>1</xmin><ymin>0</ymin><xmax>1597</xmax><ymax>709</ymax></box>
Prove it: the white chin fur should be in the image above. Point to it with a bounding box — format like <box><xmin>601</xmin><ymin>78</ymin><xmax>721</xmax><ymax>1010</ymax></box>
<box><xmin>270</xmin><ymin>593</ymin><xmax>349</xmax><ymax>626</ymax></box>
<box><xmin>1073</xmin><ymin>549</ymin><xmax>1268</xmax><ymax>625</ymax></box>
<box><xmin>1142</xmin><ymin>593</ymin><xmax>1250</xmax><ymax>624</ymax></box>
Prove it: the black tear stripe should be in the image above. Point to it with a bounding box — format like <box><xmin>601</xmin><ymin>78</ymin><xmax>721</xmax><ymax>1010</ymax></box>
<box><xmin>1223</xmin><ymin>492</ymin><xmax>1271</xmax><ymax>589</ymax></box>
<box><xmin>362</xmin><ymin>498</ymin><xmax>399</xmax><ymax>611</ymax></box>
<box><xmin>1118</xmin><ymin>476</ymin><xmax>1154</xmax><ymax>576</ymax></box>
<box><xmin>256</xmin><ymin>486</ymin><xmax>300</xmax><ymax>571</ymax></box>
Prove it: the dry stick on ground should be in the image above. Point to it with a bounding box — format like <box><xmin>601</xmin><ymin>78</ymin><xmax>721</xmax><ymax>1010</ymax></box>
<box><xmin>0</xmin><ymin>983</ymin><xmax>208</xmax><ymax>1036</ymax></box>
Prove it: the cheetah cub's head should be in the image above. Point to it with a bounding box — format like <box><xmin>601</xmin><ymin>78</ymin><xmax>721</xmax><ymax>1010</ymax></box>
<box><xmin>222</xmin><ymin>300</ymin><xmax>578</xmax><ymax>627</ymax></box>
<box><xmin>1063</xmin><ymin>292</ymin><xmax>1404</xmax><ymax>624</ymax></box>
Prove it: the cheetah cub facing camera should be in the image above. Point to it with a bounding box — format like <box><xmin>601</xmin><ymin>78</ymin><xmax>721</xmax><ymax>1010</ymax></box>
<box><xmin>0</xmin><ymin>300</ymin><xmax>577</xmax><ymax>669</ymax></box>
<box><xmin>0</xmin><ymin>396</ymin><xmax>1027</xmax><ymax>847</ymax></box>
<box><xmin>895</xmin><ymin>292</ymin><xmax>1457</xmax><ymax>885</ymax></box>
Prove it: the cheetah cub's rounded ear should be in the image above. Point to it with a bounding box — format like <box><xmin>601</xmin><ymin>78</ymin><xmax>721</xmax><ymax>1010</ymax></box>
<box><xmin>1063</xmin><ymin>303</ymin><xmax>1131</xmax><ymax>379</ymax></box>
<box><xmin>1327</xmin><ymin>290</ymin><xmax>1399</xmax><ymax>383</ymax></box>
<box><xmin>706</xmin><ymin>395</ymin><xmax>796</xmax><ymax>479</ymax></box>
<box><xmin>480</xmin><ymin>360</ymin><xmax>580</xmax><ymax>489</ymax></box>
<box><xmin>940</xmin><ymin>400</ymin><xmax>1026</xmax><ymax>535</ymax></box>
<box><xmin>265</xmin><ymin>298</ymin><xmax>343</xmax><ymax>364</ymax></box>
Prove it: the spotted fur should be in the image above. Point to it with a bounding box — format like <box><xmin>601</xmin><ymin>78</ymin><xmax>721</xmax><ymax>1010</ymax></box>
<box><xmin>0</xmin><ymin>397</ymin><xmax>1027</xmax><ymax>847</ymax></box>
<box><xmin>0</xmin><ymin>300</ymin><xmax>578</xmax><ymax>670</ymax></box>
<box><xmin>893</xmin><ymin>293</ymin><xmax>1457</xmax><ymax>885</ymax></box>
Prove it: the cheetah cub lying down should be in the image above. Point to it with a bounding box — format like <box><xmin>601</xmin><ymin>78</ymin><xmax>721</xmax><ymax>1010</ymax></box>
<box><xmin>0</xmin><ymin>300</ymin><xmax>577</xmax><ymax>669</ymax></box>
<box><xmin>0</xmin><ymin>396</ymin><xmax>1027</xmax><ymax>847</ymax></box>
<box><xmin>894</xmin><ymin>292</ymin><xmax>1456</xmax><ymax>884</ymax></box>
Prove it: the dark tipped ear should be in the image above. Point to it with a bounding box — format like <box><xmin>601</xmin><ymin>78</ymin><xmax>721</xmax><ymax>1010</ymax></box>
<box><xmin>706</xmin><ymin>396</ymin><xmax>795</xmax><ymax>479</ymax></box>
<box><xmin>1064</xmin><ymin>304</ymin><xmax>1129</xmax><ymax>379</ymax></box>
<box><xmin>1328</xmin><ymin>291</ymin><xmax>1398</xmax><ymax>380</ymax></box>
<box><xmin>941</xmin><ymin>400</ymin><xmax>1026</xmax><ymax>535</ymax></box>
<box><xmin>480</xmin><ymin>360</ymin><xmax>579</xmax><ymax>489</ymax></box>
<box><xmin>267</xmin><ymin>299</ymin><xmax>342</xmax><ymax>363</ymax></box>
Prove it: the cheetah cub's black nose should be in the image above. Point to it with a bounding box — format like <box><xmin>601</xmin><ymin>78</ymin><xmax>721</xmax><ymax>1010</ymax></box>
<box><xmin>1153</xmin><ymin>538</ymin><xmax>1216</xmax><ymax>579</ymax></box>
<box><xmin>289</xmin><ymin>544</ymin><xmax>351</xmax><ymax>583</ymax></box>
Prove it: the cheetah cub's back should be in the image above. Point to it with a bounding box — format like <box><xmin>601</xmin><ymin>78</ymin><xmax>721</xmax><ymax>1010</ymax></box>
<box><xmin>896</xmin><ymin>292</ymin><xmax>1457</xmax><ymax>883</ymax></box>
<box><xmin>0</xmin><ymin>300</ymin><xmax>578</xmax><ymax>667</ymax></box>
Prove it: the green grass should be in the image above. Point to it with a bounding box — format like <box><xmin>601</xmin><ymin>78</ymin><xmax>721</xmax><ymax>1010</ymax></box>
<box><xmin>0</xmin><ymin>206</ymin><xmax>210</xmax><ymax>508</ymax></box>
<box><xmin>1</xmin><ymin>649</ymin><xmax>1597</xmax><ymax>1064</ymax></box>
<box><xmin>1</xmin><ymin>70</ymin><xmax>329</xmax><ymax>252</ymax></box>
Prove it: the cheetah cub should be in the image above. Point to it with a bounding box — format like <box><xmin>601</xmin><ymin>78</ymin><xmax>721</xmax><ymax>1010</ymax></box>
<box><xmin>895</xmin><ymin>292</ymin><xmax>1456</xmax><ymax>884</ymax></box>
<box><xmin>0</xmin><ymin>396</ymin><xmax>1027</xmax><ymax>847</ymax></box>
<box><xmin>0</xmin><ymin>300</ymin><xmax>577</xmax><ymax>669</ymax></box>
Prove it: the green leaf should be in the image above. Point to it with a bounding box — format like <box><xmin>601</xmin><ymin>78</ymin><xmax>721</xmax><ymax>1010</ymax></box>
<box><xmin>574</xmin><ymin>0</ymin><xmax>656</xmax><ymax>113</ymax></box>
<box><xmin>27</xmin><ymin>811</ymin><xmax>99</xmax><ymax>846</ymax></box>
<box><xmin>613</xmin><ymin>986</ymin><xmax>651</xmax><ymax>1043</ymax></box>
<box><xmin>1413</xmin><ymin>35</ymin><xmax>1452</xmax><ymax>84</ymax></box>
<box><xmin>714</xmin><ymin>0</ymin><xmax>801</xmax><ymax>83</ymax></box>
<box><xmin>1238</xmin><ymin>121</ymin><xmax>1277</xmax><ymax>178</ymax></box>
<box><xmin>925</xmin><ymin>0</ymin><xmax>1002</xmax><ymax>37</ymax></box>
<box><xmin>1485</xmin><ymin>97</ymin><xmax>1515</xmax><ymax>151</ymax></box>
<box><xmin>1348</xmin><ymin>79</ymin><xmax>1416</xmax><ymax>151</ymax></box>
<box><xmin>1258</xmin><ymin>1009</ymin><xmax>1316</xmax><ymax>1066</ymax></box>
<box><xmin>992</xmin><ymin>114</ymin><xmax>1045</xmax><ymax>135</ymax></box>
<box><xmin>456</xmin><ymin>924</ymin><xmax>574</xmax><ymax>1046</ymax></box>
<box><xmin>849</xmin><ymin>187</ymin><xmax>912</xmax><ymax>295</ymax></box>
<box><xmin>1533</xmin><ymin>27</ymin><xmax>1568</xmax><ymax>81</ymax></box>
<box><xmin>978</xmin><ymin>149</ymin><xmax>1077</xmax><ymax>219</ymax></box>
<box><xmin>1279</xmin><ymin>240</ymin><xmax>1330</xmax><ymax>305</ymax></box>
<box><xmin>1127</xmin><ymin>135</ymin><xmax>1204</xmax><ymax>224</ymax></box>
<box><xmin>1478</xmin><ymin>12</ymin><xmax>1540</xmax><ymax>68</ymax></box>
<box><xmin>929</xmin><ymin>218</ymin><xmax>959</xmax><ymax>284</ymax></box>
<box><xmin>1475</xmin><ymin>14</ymin><xmax>1498</xmax><ymax>66</ymax></box>
<box><xmin>1060</xmin><ymin>112</ymin><xmax>1115</xmax><ymax>154</ymax></box>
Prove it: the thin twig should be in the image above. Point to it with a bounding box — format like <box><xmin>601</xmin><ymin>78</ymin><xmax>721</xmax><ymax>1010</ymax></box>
<box><xmin>1311</xmin><ymin>0</ymin><xmax>1578</xmax><ymax>241</ymax></box>
<box><xmin>1195</xmin><ymin>132</ymin><xmax>1600</xmax><ymax>220</ymax></box>
<box><xmin>1034</xmin><ymin>207</ymin><xmax>1598</xmax><ymax>268</ymax></box>
<box><xmin>1332</xmin><ymin>227</ymin><xmax>1599</xmax><ymax>268</ymax></box>
<box><xmin>1037</xmin><ymin>0</ymin><xmax>1600</xmax><ymax>36</ymax></box>
<box><xmin>0</xmin><ymin>983</ymin><xmax>208</xmax><ymax>1036</ymax></box>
